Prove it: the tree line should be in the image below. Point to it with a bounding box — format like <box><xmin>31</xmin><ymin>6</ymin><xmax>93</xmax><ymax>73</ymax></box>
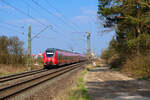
<box><xmin>0</xmin><ymin>36</ymin><xmax>26</xmax><ymax>65</ymax></box>
<box><xmin>98</xmin><ymin>0</ymin><xmax>150</xmax><ymax>79</ymax></box>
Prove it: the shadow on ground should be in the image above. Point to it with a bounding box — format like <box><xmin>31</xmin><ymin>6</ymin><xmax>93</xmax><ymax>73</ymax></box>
<box><xmin>86</xmin><ymin>68</ymin><xmax>150</xmax><ymax>100</ymax></box>
<box><xmin>88</xmin><ymin>67</ymin><xmax>109</xmax><ymax>72</ymax></box>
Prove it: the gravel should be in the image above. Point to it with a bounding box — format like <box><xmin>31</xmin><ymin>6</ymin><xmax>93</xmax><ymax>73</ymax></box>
<box><xmin>6</xmin><ymin>65</ymin><xmax>85</xmax><ymax>100</ymax></box>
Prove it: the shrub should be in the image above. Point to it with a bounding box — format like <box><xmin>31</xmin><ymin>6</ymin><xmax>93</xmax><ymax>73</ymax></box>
<box><xmin>107</xmin><ymin>53</ymin><xmax>125</xmax><ymax>68</ymax></box>
<box><xmin>101</xmin><ymin>48</ymin><xmax>124</xmax><ymax>68</ymax></box>
<box><xmin>127</xmin><ymin>34</ymin><xmax>150</xmax><ymax>53</ymax></box>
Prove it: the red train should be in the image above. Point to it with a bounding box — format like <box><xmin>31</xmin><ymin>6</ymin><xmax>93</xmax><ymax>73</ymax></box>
<box><xmin>43</xmin><ymin>48</ymin><xmax>86</xmax><ymax>68</ymax></box>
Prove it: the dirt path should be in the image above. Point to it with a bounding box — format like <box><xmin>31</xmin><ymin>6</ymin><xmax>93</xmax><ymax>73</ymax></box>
<box><xmin>84</xmin><ymin>67</ymin><xmax>150</xmax><ymax>100</ymax></box>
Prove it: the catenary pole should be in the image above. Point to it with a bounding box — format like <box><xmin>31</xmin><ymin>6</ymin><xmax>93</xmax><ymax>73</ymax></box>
<box><xmin>86</xmin><ymin>31</ymin><xmax>91</xmax><ymax>60</ymax></box>
<box><xmin>27</xmin><ymin>25</ymin><xmax>52</xmax><ymax>71</ymax></box>
<box><xmin>28</xmin><ymin>25</ymin><xmax>32</xmax><ymax>71</ymax></box>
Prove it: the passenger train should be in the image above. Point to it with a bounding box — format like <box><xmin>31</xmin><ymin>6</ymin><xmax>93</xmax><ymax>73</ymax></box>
<box><xmin>43</xmin><ymin>48</ymin><xmax>86</xmax><ymax>68</ymax></box>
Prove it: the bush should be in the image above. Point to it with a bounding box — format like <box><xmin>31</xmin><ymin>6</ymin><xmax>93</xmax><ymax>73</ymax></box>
<box><xmin>101</xmin><ymin>49</ymin><xmax>112</xmax><ymax>60</ymax></box>
<box><xmin>107</xmin><ymin>53</ymin><xmax>125</xmax><ymax>68</ymax></box>
<box><xmin>127</xmin><ymin>34</ymin><xmax>150</xmax><ymax>53</ymax></box>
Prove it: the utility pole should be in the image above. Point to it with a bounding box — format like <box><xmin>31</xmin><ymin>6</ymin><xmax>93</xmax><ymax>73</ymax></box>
<box><xmin>86</xmin><ymin>31</ymin><xmax>91</xmax><ymax>61</ymax></box>
<box><xmin>28</xmin><ymin>25</ymin><xmax>32</xmax><ymax>71</ymax></box>
<box><xmin>27</xmin><ymin>25</ymin><xmax>52</xmax><ymax>71</ymax></box>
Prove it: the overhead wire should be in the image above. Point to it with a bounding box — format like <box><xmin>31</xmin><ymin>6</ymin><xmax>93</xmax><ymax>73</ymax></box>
<box><xmin>31</xmin><ymin>0</ymin><xmax>85</xmax><ymax>43</ymax></box>
<box><xmin>31</xmin><ymin>0</ymin><xmax>80</xmax><ymax>32</ymax></box>
<box><xmin>22</xmin><ymin>0</ymin><xmax>85</xmax><ymax>46</ymax></box>
<box><xmin>1</xmin><ymin>0</ymin><xmax>47</xmax><ymax>27</ymax></box>
<box><xmin>4</xmin><ymin>0</ymin><xmax>84</xmax><ymax>43</ymax></box>
<box><xmin>44</xmin><ymin>0</ymin><xmax>86</xmax><ymax>42</ymax></box>
<box><xmin>0</xmin><ymin>0</ymin><xmax>85</xmax><ymax>50</ymax></box>
<box><xmin>0</xmin><ymin>24</ymin><xmax>24</xmax><ymax>35</ymax></box>
<box><xmin>0</xmin><ymin>0</ymin><xmax>73</xmax><ymax>45</ymax></box>
<box><xmin>0</xmin><ymin>0</ymin><xmax>59</xmax><ymax>44</ymax></box>
<box><xmin>0</xmin><ymin>21</ymin><xmax>24</xmax><ymax>28</ymax></box>
<box><xmin>22</xmin><ymin>0</ymin><xmax>71</xmax><ymax>35</ymax></box>
<box><xmin>45</xmin><ymin>0</ymin><xmax>81</xmax><ymax>32</ymax></box>
<box><xmin>44</xmin><ymin>0</ymin><xmax>89</xmax><ymax>45</ymax></box>
<box><xmin>0</xmin><ymin>7</ymin><xmax>26</xmax><ymax>30</ymax></box>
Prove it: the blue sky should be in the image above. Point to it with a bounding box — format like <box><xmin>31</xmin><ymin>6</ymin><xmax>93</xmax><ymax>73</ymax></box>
<box><xmin>0</xmin><ymin>0</ymin><xmax>114</xmax><ymax>56</ymax></box>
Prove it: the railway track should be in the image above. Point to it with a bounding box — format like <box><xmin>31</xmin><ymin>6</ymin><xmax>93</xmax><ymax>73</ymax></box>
<box><xmin>0</xmin><ymin>68</ymin><xmax>47</xmax><ymax>83</ymax></box>
<box><xmin>0</xmin><ymin>62</ymin><xmax>85</xmax><ymax>99</ymax></box>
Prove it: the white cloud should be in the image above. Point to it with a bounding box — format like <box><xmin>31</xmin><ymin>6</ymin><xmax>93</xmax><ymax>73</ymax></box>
<box><xmin>53</xmin><ymin>12</ymin><xmax>63</xmax><ymax>17</ymax></box>
<box><xmin>72</xmin><ymin>15</ymin><xmax>91</xmax><ymax>24</ymax></box>
<box><xmin>6</xmin><ymin>18</ymin><xmax>48</xmax><ymax>26</ymax></box>
<box><xmin>80</xmin><ymin>6</ymin><xmax>97</xmax><ymax>15</ymax></box>
<box><xmin>0</xmin><ymin>5</ymin><xmax>14</xmax><ymax>10</ymax></box>
<box><xmin>82</xmin><ymin>9</ymin><xmax>96</xmax><ymax>15</ymax></box>
<box><xmin>72</xmin><ymin>9</ymin><xmax>97</xmax><ymax>24</ymax></box>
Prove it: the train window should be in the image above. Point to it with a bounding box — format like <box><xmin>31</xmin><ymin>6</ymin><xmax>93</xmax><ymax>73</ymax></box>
<box><xmin>46</xmin><ymin>51</ymin><xmax>54</xmax><ymax>57</ymax></box>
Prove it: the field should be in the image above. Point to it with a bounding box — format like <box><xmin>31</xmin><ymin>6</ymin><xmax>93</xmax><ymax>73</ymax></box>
<box><xmin>0</xmin><ymin>64</ymin><xmax>43</xmax><ymax>77</ymax></box>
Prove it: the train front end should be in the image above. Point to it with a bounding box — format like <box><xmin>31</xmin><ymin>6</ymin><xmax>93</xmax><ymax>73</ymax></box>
<box><xmin>43</xmin><ymin>49</ymin><xmax>57</xmax><ymax>68</ymax></box>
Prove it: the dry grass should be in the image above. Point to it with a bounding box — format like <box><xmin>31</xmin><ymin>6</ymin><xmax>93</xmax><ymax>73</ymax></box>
<box><xmin>67</xmin><ymin>70</ymin><xmax>90</xmax><ymax>100</ymax></box>
<box><xmin>86</xmin><ymin>64</ymin><xmax>96</xmax><ymax>70</ymax></box>
<box><xmin>122</xmin><ymin>54</ymin><xmax>150</xmax><ymax>79</ymax></box>
<box><xmin>86</xmin><ymin>58</ymin><xmax>108</xmax><ymax>70</ymax></box>
<box><xmin>0</xmin><ymin>64</ymin><xmax>43</xmax><ymax>77</ymax></box>
<box><xmin>54</xmin><ymin>69</ymin><xmax>89</xmax><ymax>100</ymax></box>
<box><xmin>95</xmin><ymin>58</ymin><xmax>108</xmax><ymax>67</ymax></box>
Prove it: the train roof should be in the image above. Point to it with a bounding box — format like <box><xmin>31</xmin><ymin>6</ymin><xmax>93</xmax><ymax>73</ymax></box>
<box><xmin>45</xmin><ymin>48</ymin><xmax>82</xmax><ymax>55</ymax></box>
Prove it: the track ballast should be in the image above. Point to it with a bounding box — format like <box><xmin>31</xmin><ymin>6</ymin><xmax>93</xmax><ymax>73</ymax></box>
<box><xmin>0</xmin><ymin>62</ymin><xmax>85</xmax><ymax>99</ymax></box>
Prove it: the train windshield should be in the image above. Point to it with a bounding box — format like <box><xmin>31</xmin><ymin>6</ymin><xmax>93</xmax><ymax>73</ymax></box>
<box><xmin>46</xmin><ymin>51</ymin><xmax>54</xmax><ymax>57</ymax></box>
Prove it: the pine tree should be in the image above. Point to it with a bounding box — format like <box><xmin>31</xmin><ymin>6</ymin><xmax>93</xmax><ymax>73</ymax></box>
<box><xmin>98</xmin><ymin>0</ymin><xmax>150</xmax><ymax>54</ymax></box>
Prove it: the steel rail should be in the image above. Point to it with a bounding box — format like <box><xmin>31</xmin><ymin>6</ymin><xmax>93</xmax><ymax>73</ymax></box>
<box><xmin>0</xmin><ymin>68</ymin><xmax>44</xmax><ymax>79</ymax></box>
<box><xmin>0</xmin><ymin>62</ymin><xmax>84</xmax><ymax>99</ymax></box>
<box><xmin>0</xmin><ymin>69</ymin><xmax>47</xmax><ymax>83</ymax></box>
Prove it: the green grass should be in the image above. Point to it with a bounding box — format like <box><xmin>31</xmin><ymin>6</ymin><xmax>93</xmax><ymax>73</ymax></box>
<box><xmin>68</xmin><ymin>70</ymin><xmax>90</xmax><ymax>100</ymax></box>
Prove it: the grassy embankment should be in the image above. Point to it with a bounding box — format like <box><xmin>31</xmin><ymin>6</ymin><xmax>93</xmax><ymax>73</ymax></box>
<box><xmin>67</xmin><ymin>70</ymin><xmax>90</xmax><ymax>100</ymax></box>
<box><xmin>121</xmin><ymin>54</ymin><xmax>150</xmax><ymax>80</ymax></box>
<box><xmin>67</xmin><ymin>60</ymin><xmax>103</xmax><ymax>100</ymax></box>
